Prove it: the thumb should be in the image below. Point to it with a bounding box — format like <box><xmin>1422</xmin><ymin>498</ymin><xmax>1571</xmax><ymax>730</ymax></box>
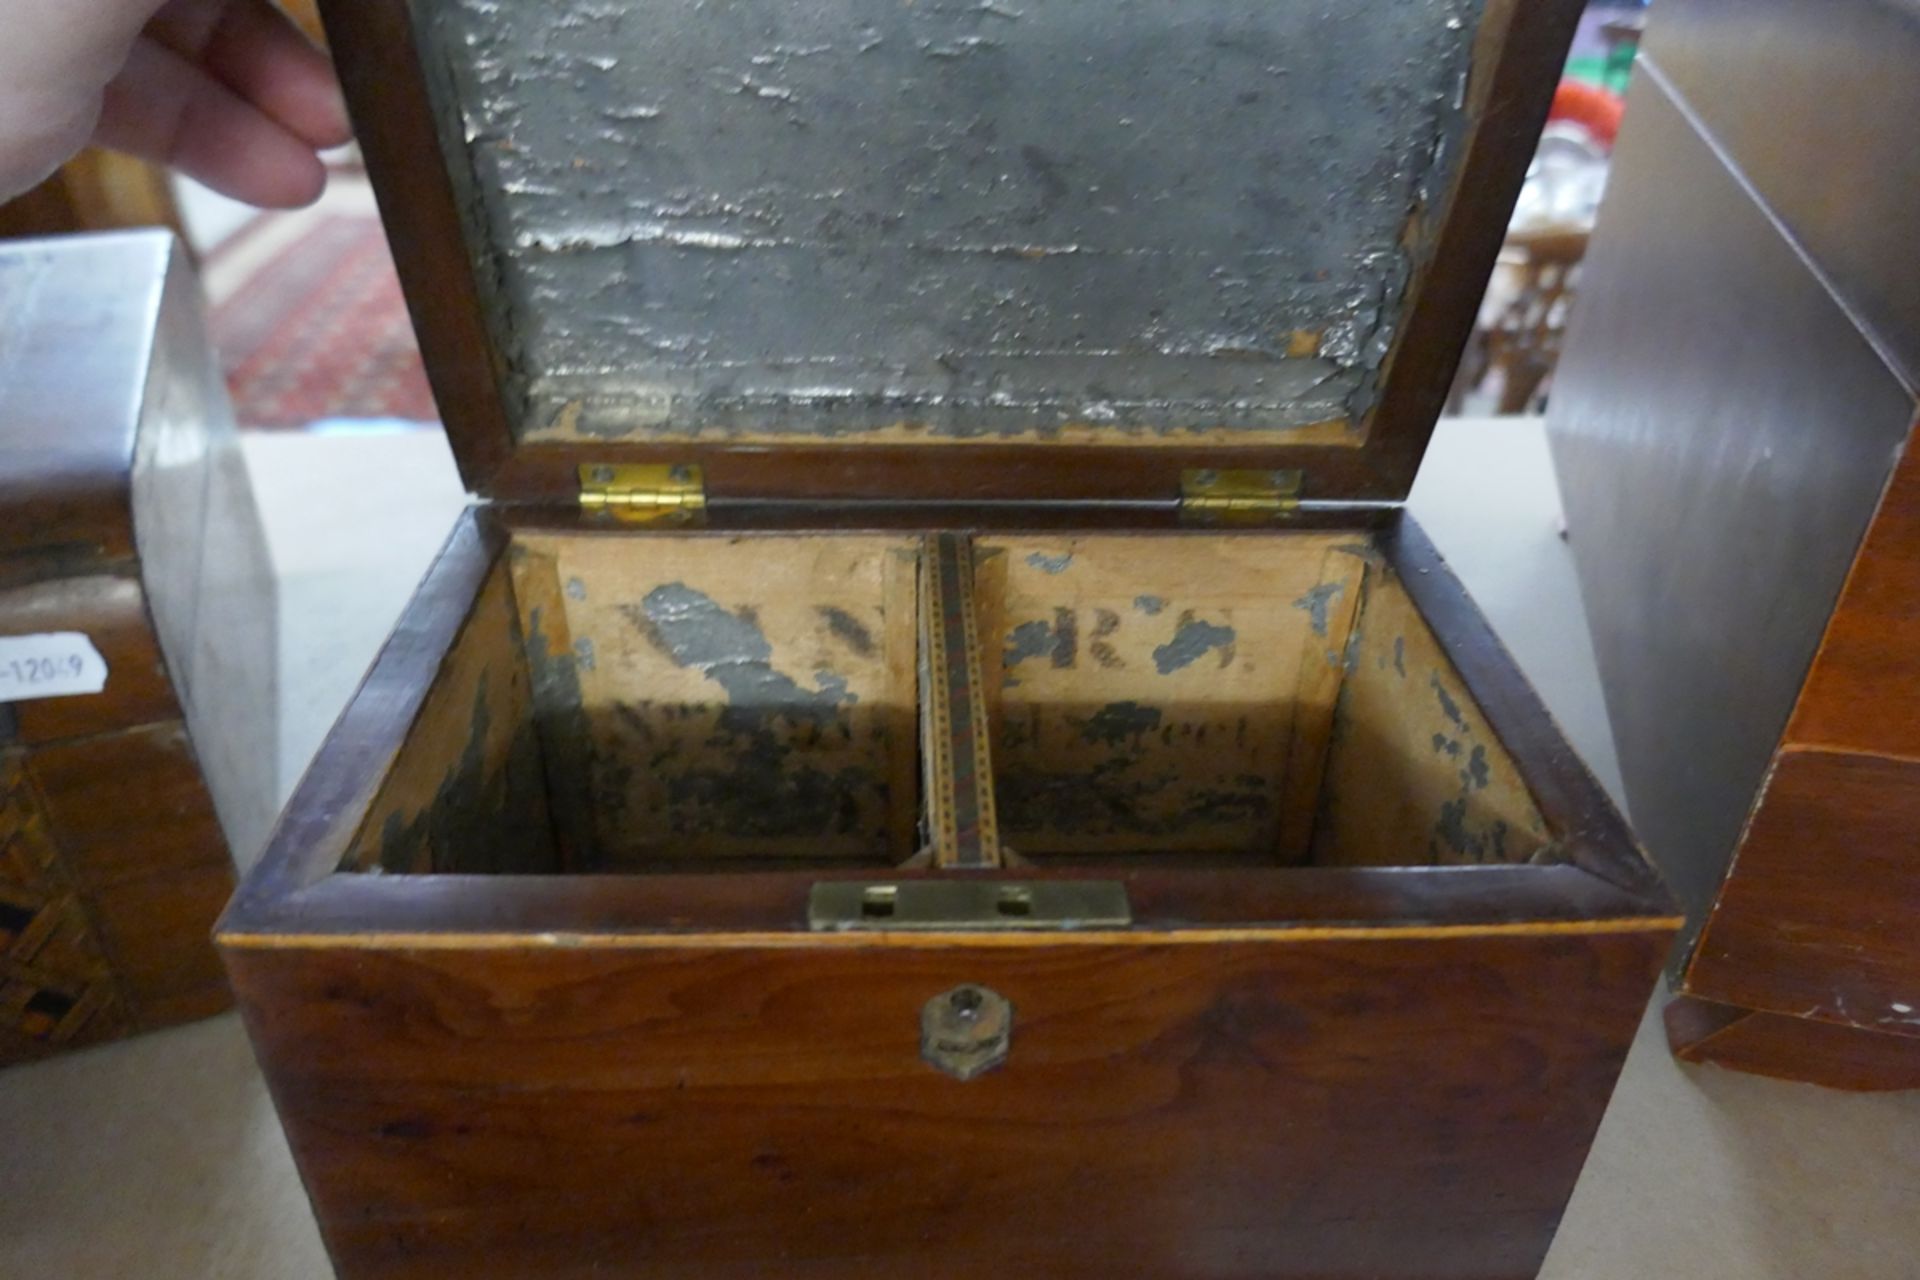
<box><xmin>0</xmin><ymin>0</ymin><xmax>173</xmax><ymax>91</ymax></box>
<box><xmin>0</xmin><ymin>0</ymin><xmax>175</xmax><ymax>197</ymax></box>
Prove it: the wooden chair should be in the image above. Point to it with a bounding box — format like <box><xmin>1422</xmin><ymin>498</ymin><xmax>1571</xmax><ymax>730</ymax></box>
<box><xmin>1480</xmin><ymin>226</ymin><xmax>1590</xmax><ymax>415</ymax></box>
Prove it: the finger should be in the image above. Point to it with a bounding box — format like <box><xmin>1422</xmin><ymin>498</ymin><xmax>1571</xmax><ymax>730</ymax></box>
<box><xmin>0</xmin><ymin>0</ymin><xmax>172</xmax><ymax>195</ymax></box>
<box><xmin>93</xmin><ymin>34</ymin><xmax>327</xmax><ymax>208</ymax></box>
<box><xmin>0</xmin><ymin>100</ymin><xmax>98</xmax><ymax>203</ymax></box>
<box><xmin>144</xmin><ymin>0</ymin><xmax>349</xmax><ymax>149</ymax></box>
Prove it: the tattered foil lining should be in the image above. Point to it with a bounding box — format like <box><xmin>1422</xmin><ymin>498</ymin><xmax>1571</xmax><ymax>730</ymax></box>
<box><xmin>413</xmin><ymin>0</ymin><xmax>1483</xmax><ymax>445</ymax></box>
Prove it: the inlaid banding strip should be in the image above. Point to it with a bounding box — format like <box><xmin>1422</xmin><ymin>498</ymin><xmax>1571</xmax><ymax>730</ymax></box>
<box><xmin>922</xmin><ymin>533</ymin><xmax>1003</xmax><ymax>869</ymax></box>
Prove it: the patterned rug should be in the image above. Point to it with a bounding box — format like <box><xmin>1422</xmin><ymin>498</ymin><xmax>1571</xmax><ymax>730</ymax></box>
<box><xmin>210</xmin><ymin>214</ymin><xmax>437</xmax><ymax>429</ymax></box>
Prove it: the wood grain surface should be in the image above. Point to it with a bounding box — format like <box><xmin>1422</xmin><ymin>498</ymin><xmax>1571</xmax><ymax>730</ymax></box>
<box><xmin>224</xmin><ymin>498</ymin><xmax>1673</xmax><ymax>1276</ymax></box>
<box><xmin>231</xmin><ymin>0</ymin><xmax>1659</xmax><ymax>1258</ymax></box>
<box><xmin>1777</xmin><ymin>418</ymin><xmax>1920</xmax><ymax>758</ymax></box>
<box><xmin>232</xmin><ymin>925</ymin><xmax>1666</xmax><ymax>1280</ymax></box>
<box><xmin>1674</xmin><ymin>421</ymin><xmax>1920</xmax><ymax>1070</ymax></box>
<box><xmin>1666</xmin><ymin>994</ymin><xmax>1920</xmax><ymax>1093</ymax></box>
<box><xmin>1687</xmin><ymin>750</ymin><xmax>1920</xmax><ymax>1040</ymax></box>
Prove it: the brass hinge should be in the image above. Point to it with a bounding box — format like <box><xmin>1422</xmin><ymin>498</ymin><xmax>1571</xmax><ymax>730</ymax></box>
<box><xmin>1180</xmin><ymin>468</ymin><xmax>1304</xmax><ymax>525</ymax></box>
<box><xmin>578</xmin><ymin>463</ymin><xmax>707</xmax><ymax>526</ymax></box>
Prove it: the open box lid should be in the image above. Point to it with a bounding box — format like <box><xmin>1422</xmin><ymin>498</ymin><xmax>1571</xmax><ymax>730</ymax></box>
<box><xmin>328</xmin><ymin>0</ymin><xmax>1579</xmax><ymax>512</ymax></box>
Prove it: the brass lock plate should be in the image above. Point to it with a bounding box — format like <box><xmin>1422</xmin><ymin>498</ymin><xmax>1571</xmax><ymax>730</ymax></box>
<box><xmin>808</xmin><ymin>880</ymin><xmax>1132</xmax><ymax>932</ymax></box>
<box><xmin>921</xmin><ymin>985</ymin><xmax>1013</xmax><ymax>1081</ymax></box>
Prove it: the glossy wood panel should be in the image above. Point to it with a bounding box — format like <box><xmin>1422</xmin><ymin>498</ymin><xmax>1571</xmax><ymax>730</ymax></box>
<box><xmin>0</xmin><ymin>235</ymin><xmax>160</xmax><ymax>571</ymax></box>
<box><xmin>225</xmin><ymin>504</ymin><xmax>1669</xmax><ymax>1278</ymax></box>
<box><xmin>1546</xmin><ymin>73</ymin><xmax>1918</xmax><ymax>936</ymax></box>
<box><xmin>1644</xmin><ymin>0</ymin><xmax>1920</xmax><ymax>390</ymax></box>
<box><xmin>1686</xmin><ymin>750</ymin><xmax>1920</xmax><ymax>1039</ymax></box>
<box><xmin>232</xmin><ymin>925</ymin><xmax>1665</xmax><ymax>1280</ymax></box>
<box><xmin>129</xmin><ymin>239</ymin><xmax>281</xmax><ymax>866</ymax></box>
<box><xmin>88</xmin><ymin>863</ymin><xmax>235</xmax><ymax>1014</ymax></box>
<box><xmin>230</xmin><ymin>861</ymin><xmax>1670</xmax><ymax>944</ymax></box>
<box><xmin>1550</xmin><ymin>18</ymin><xmax>1920</xmax><ymax>1088</ymax></box>
<box><xmin>1780</xmin><ymin>418</ymin><xmax>1920</xmax><ymax>758</ymax></box>
<box><xmin>1676</xmin><ymin>421</ymin><xmax>1920</xmax><ymax>1080</ymax></box>
<box><xmin>1666</xmin><ymin>995</ymin><xmax>1920</xmax><ymax>1093</ymax></box>
<box><xmin>0</xmin><ymin>233</ymin><xmax>275</xmax><ymax>1062</ymax></box>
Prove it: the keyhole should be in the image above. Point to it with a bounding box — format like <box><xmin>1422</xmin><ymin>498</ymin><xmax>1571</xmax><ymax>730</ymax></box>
<box><xmin>950</xmin><ymin>987</ymin><xmax>984</xmax><ymax>1021</ymax></box>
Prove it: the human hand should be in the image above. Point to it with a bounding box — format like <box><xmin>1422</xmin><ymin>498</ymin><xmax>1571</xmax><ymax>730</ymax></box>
<box><xmin>0</xmin><ymin>0</ymin><xmax>350</xmax><ymax>208</ymax></box>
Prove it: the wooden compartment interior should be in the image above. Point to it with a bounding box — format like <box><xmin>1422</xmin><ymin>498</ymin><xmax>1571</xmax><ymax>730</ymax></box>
<box><xmin>342</xmin><ymin>533</ymin><xmax>923</xmax><ymax>873</ymax></box>
<box><xmin>338</xmin><ymin>529</ymin><xmax>1551</xmax><ymax>875</ymax></box>
<box><xmin>976</xmin><ymin>535</ymin><xmax>1550</xmax><ymax>868</ymax></box>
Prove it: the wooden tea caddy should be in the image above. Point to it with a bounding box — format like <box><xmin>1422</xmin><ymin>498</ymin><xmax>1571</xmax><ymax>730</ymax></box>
<box><xmin>1</xmin><ymin>232</ymin><xmax>276</xmax><ymax>1065</ymax></box>
<box><xmin>221</xmin><ymin>1</ymin><xmax>1677</xmax><ymax>1276</ymax></box>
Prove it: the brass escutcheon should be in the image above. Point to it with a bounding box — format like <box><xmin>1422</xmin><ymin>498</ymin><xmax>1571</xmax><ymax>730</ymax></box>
<box><xmin>921</xmin><ymin>984</ymin><xmax>1013</xmax><ymax>1081</ymax></box>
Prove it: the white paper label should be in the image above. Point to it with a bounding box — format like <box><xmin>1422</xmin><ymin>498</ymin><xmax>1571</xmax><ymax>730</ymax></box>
<box><xmin>0</xmin><ymin>633</ymin><xmax>109</xmax><ymax>701</ymax></box>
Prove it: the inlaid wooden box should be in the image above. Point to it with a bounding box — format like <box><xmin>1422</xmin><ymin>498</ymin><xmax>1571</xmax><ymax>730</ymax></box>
<box><xmin>0</xmin><ymin>232</ymin><xmax>277</xmax><ymax>1064</ymax></box>
<box><xmin>222</xmin><ymin>2</ymin><xmax>1675</xmax><ymax>1276</ymax></box>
